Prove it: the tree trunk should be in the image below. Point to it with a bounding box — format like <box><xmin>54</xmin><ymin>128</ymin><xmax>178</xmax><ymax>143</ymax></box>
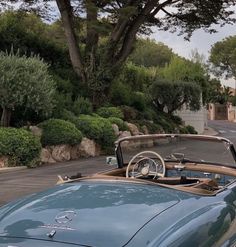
<box><xmin>56</xmin><ymin>0</ymin><xmax>86</xmax><ymax>83</ymax></box>
<box><xmin>1</xmin><ymin>107</ymin><xmax>11</xmax><ymax>127</ymax></box>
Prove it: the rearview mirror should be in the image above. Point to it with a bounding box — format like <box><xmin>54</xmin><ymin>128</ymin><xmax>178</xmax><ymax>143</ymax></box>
<box><xmin>106</xmin><ymin>156</ymin><xmax>117</xmax><ymax>166</ymax></box>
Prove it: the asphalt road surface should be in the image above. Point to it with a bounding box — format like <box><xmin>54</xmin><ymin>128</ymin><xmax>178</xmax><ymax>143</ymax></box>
<box><xmin>0</xmin><ymin>156</ymin><xmax>111</xmax><ymax>206</ymax></box>
<box><xmin>208</xmin><ymin>120</ymin><xmax>236</xmax><ymax>145</ymax></box>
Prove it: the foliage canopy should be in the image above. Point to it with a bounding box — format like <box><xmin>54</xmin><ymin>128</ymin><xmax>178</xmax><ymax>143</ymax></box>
<box><xmin>209</xmin><ymin>35</ymin><xmax>236</xmax><ymax>80</ymax></box>
<box><xmin>0</xmin><ymin>51</ymin><xmax>55</xmax><ymax>126</ymax></box>
<box><xmin>2</xmin><ymin>0</ymin><xmax>234</xmax><ymax>102</ymax></box>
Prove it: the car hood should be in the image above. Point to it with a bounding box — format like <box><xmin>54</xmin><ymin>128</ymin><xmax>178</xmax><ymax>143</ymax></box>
<box><xmin>0</xmin><ymin>181</ymin><xmax>181</xmax><ymax>247</ymax></box>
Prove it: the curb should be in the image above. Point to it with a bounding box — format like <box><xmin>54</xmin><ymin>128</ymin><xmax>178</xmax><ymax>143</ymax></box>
<box><xmin>0</xmin><ymin>166</ymin><xmax>27</xmax><ymax>174</ymax></box>
<box><xmin>202</xmin><ymin>127</ymin><xmax>219</xmax><ymax>136</ymax></box>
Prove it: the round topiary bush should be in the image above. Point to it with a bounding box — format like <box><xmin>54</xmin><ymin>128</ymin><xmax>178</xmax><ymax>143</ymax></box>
<box><xmin>97</xmin><ymin>107</ymin><xmax>124</xmax><ymax>119</ymax></box>
<box><xmin>185</xmin><ymin>125</ymin><xmax>198</xmax><ymax>134</ymax></box>
<box><xmin>72</xmin><ymin>96</ymin><xmax>93</xmax><ymax>116</ymax></box>
<box><xmin>71</xmin><ymin>115</ymin><xmax>116</xmax><ymax>150</ymax></box>
<box><xmin>107</xmin><ymin>117</ymin><xmax>128</xmax><ymax>131</ymax></box>
<box><xmin>39</xmin><ymin>119</ymin><xmax>82</xmax><ymax>147</ymax></box>
<box><xmin>0</xmin><ymin>128</ymin><xmax>41</xmax><ymax>167</ymax></box>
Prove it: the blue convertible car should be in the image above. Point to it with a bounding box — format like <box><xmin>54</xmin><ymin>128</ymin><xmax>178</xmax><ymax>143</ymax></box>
<box><xmin>1</xmin><ymin>134</ymin><xmax>236</xmax><ymax>246</ymax></box>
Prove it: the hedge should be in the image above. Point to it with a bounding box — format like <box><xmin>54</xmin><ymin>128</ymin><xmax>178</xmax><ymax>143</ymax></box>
<box><xmin>39</xmin><ymin>119</ymin><xmax>82</xmax><ymax>146</ymax></box>
<box><xmin>0</xmin><ymin>128</ymin><xmax>41</xmax><ymax>167</ymax></box>
<box><xmin>107</xmin><ymin>117</ymin><xmax>128</xmax><ymax>131</ymax></box>
<box><xmin>71</xmin><ymin>115</ymin><xmax>116</xmax><ymax>149</ymax></box>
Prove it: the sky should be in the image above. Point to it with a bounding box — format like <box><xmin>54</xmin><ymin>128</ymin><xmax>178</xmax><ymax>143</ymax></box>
<box><xmin>150</xmin><ymin>6</ymin><xmax>236</xmax><ymax>87</ymax></box>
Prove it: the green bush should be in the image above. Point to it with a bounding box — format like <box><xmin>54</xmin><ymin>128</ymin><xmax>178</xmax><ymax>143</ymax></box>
<box><xmin>130</xmin><ymin>92</ymin><xmax>147</xmax><ymax>111</ymax></box>
<box><xmin>110</xmin><ymin>82</ymin><xmax>131</xmax><ymax>106</ymax></box>
<box><xmin>108</xmin><ymin>117</ymin><xmax>128</xmax><ymax>131</ymax></box>
<box><xmin>170</xmin><ymin>115</ymin><xmax>183</xmax><ymax>125</ymax></box>
<box><xmin>72</xmin><ymin>96</ymin><xmax>93</xmax><ymax>116</ymax></box>
<box><xmin>0</xmin><ymin>128</ymin><xmax>41</xmax><ymax>167</ymax></box>
<box><xmin>155</xmin><ymin>113</ymin><xmax>177</xmax><ymax>133</ymax></box>
<box><xmin>57</xmin><ymin>109</ymin><xmax>76</xmax><ymax>122</ymax></box>
<box><xmin>179</xmin><ymin>125</ymin><xmax>197</xmax><ymax>134</ymax></box>
<box><xmin>179</xmin><ymin>127</ymin><xmax>189</xmax><ymax>134</ymax></box>
<box><xmin>71</xmin><ymin>115</ymin><xmax>116</xmax><ymax>150</ymax></box>
<box><xmin>135</xmin><ymin>120</ymin><xmax>163</xmax><ymax>134</ymax></box>
<box><xmin>39</xmin><ymin>119</ymin><xmax>82</xmax><ymax>146</ymax></box>
<box><xmin>185</xmin><ymin>125</ymin><xmax>198</xmax><ymax>134</ymax></box>
<box><xmin>97</xmin><ymin>107</ymin><xmax>124</xmax><ymax>119</ymax></box>
<box><xmin>119</xmin><ymin>105</ymin><xmax>139</xmax><ymax>121</ymax></box>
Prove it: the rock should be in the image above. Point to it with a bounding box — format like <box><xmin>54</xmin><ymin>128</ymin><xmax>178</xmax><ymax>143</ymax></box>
<box><xmin>112</xmin><ymin>124</ymin><xmax>119</xmax><ymax>136</ymax></box>
<box><xmin>118</xmin><ymin>131</ymin><xmax>131</xmax><ymax>139</ymax></box>
<box><xmin>40</xmin><ymin>148</ymin><xmax>56</xmax><ymax>164</ymax></box>
<box><xmin>29</xmin><ymin>126</ymin><xmax>42</xmax><ymax>138</ymax></box>
<box><xmin>70</xmin><ymin>145</ymin><xmax>81</xmax><ymax>160</ymax></box>
<box><xmin>0</xmin><ymin>156</ymin><xmax>8</xmax><ymax>168</ymax></box>
<box><xmin>76</xmin><ymin>137</ymin><xmax>100</xmax><ymax>158</ymax></box>
<box><xmin>142</xmin><ymin>125</ymin><xmax>149</xmax><ymax>135</ymax></box>
<box><xmin>127</xmin><ymin>123</ymin><xmax>140</xmax><ymax>136</ymax></box>
<box><xmin>51</xmin><ymin>145</ymin><xmax>71</xmax><ymax>162</ymax></box>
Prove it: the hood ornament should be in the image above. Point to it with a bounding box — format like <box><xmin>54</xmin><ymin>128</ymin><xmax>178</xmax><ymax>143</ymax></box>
<box><xmin>55</xmin><ymin>210</ymin><xmax>77</xmax><ymax>224</ymax></box>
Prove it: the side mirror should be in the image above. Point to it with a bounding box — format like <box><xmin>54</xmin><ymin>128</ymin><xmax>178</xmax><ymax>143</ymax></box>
<box><xmin>106</xmin><ymin>156</ymin><xmax>117</xmax><ymax>166</ymax></box>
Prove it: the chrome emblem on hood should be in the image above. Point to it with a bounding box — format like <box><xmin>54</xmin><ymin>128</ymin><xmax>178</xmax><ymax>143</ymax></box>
<box><xmin>55</xmin><ymin>210</ymin><xmax>77</xmax><ymax>224</ymax></box>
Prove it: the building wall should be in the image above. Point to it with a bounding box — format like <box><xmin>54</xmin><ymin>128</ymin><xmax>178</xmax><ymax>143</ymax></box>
<box><xmin>176</xmin><ymin>107</ymin><xmax>207</xmax><ymax>134</ymax></box>
<box><xmin>208</xmin><ymin>103</ymin><xmax>236</xmax><ymax>122</ymax></box>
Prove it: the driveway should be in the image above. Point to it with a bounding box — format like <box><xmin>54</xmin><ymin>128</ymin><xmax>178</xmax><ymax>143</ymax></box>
<box><xmin>0</xmin><ymin>156</ymin><xmax>111</xmax><ymax>206</ymax></box>
<box><xmin>208</xmin><ymin>120</ymin><xmax>236</xmax><ymax>144</ymax></box>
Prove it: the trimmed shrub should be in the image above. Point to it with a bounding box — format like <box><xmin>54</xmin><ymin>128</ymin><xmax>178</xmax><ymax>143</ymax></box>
<box><xmin>57</xmin><ymin>109</ymin><xmax>76</xmax><ymax>122</ymax></box>
<box><xmin>71</xmin><ymin>115</ymin><xmax>116</xmax><ymax>150</ymax></box>
<box><xmin>179</xmin><ymin>127</ymin><xmax>189</xmax><ymax>134</ymax></box>
<box><xmin>39</xmin><ymin>119</ymin><xmax>82</xmax><ymax>146</ymax></box>
<box><xmin>119</xmin><ymin>105</ymin><xmax>138</xmax><ymax>121</ymax></box>
<box><xmin>185</xmin><ymin>125</ymin><xmax>198</xmax><ymax>134</ymax></box>
<box><xmin>170</xmin><ymin>115</ymin><xmax>183</xmax><ymax>125</ymax></box>
<box><xmin>72</xmin><ymin>97</ymin><xmax>93</xmax><ymax>116</ymax></box>
<box><xmin>135</xmin><ymin>120</ymin><xmax>163</xmax><ymax>134</ymax></box>
<box><xmin>97</xmin><ymin>107</ymin><xmax>124</xmax><ymax>119</ymax></box>
<box><xmin>179</xmin><ymin>125</ymin><xmax>197</xmax><ymax>134</ymax></box>
<box><xmin>108</xmin><ymin>117</ymin><xmax>128</xmax><ymax>131</ymax></box>
<box><xmin>130</xmin><ymin>92</ymin><xmax>146</xmax><ymax>111</ymax></box>
<box><xmin>0</xmin><ymin>128</ymin><xmax>41</xmax><ymax>167</ymax></box>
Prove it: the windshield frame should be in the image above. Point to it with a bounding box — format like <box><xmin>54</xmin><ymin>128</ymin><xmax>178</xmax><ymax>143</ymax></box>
<box><xmin>115</xmin><ymin>134</ymin><xmax>236</xmax><ymax>168</ymax></box>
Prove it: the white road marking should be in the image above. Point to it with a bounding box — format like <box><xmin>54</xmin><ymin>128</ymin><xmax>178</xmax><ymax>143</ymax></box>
<box><xmin>218</xmin><ymin>130</ymin><xmax>226</xmax><ymax>133</ymax></box>
<box><xmin>230</xmin><ymin>130</ymin><xmax>236</xmax><ymax>133</ymax></box>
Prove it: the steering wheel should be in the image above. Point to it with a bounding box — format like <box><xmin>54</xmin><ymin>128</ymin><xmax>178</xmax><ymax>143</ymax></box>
<box><xmin>126</xmin><ymin>151</ymin><xmax>166</xmax><ymax>179</ymax></box>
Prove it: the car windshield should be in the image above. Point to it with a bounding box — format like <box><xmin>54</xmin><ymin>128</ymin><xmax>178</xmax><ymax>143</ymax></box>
<box><xmin>118</xmin><ymin>135</ymin><xmax>236</xmax><ymax>167</ymax></box>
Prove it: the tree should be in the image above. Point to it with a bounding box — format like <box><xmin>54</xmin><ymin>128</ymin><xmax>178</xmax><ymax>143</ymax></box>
<box><xmin>150</xmin><ymin>79</ymin><xmax>201</xmax><ymax>114</ymax></box>
<box><xmin>160</xmin><ymin>56</ymin><xmax>211</xmax><ymax>104</ymax></box>
<box><xmin>0</xmin><ymin>51</ymin><xmax>55</xmax><ymax>127</ymax></box>
<box><xmin>129</xmin><ymin>39</ymin><xmax>174</xmax><ymax>68</ymax></box>
<box><xmin>1</xmin><ymin>1</ymin><xmax>235</xmax><ymax>103</ymax></box>
<box><xmin>209</xmin><ymin>35</ymin><xmax>236</xmax><ymax>80</ymax></box>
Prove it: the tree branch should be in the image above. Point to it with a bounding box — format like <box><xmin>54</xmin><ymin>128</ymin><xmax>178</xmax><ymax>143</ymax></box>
<box><xmin>114</xmin><ymin>0</ymin><xmax>160</xmax><ymax>66</ymax></box>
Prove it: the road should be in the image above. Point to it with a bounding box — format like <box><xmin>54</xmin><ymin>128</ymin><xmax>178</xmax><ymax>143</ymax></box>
<box><xmin>208</xmin><ymin>120</ymin><xmax>236</xmax><ymax>144</ymax></box>
<box><xmin>0</xmin><ymin>156</ymin><xmax>111</xmax><ymax>206</ymax></box>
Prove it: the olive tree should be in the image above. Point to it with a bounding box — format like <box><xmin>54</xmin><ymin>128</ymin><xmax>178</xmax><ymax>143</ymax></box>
<box><xmin>0</xmin><ymin>51</ymin><xmax>55</xmax><ymax>127</ymax></box>
<box><xmin>150</xmin><ymin>79</ymin><xmax>201</xmax><ymax>114</ymax></box>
